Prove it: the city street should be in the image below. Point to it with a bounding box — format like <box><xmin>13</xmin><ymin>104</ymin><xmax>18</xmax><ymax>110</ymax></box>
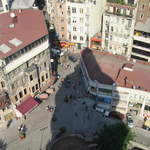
<box><xmin>0</xmin><ymin>57</ymin><xmax>149</xmax><ymax>150</ymax></box>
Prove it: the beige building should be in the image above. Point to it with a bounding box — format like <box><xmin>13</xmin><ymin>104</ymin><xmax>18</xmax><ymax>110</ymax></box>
<box><xmin>0</xmin><ymin>9</ymin><xmax>52</xmax><ymax>123</ymax></box>
<box><xmin>102</xmin><ymin>0</ymin><xmax>137</xmax><ymax>56</ymax></box>
<box><xmin>80</xmin><ymin>49</ymin><xmax>150</xmax><ymax>118</ymax></box>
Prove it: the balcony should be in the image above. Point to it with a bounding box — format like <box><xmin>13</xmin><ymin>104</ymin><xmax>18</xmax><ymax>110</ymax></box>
<box><xmin>134</xmin><ymin>31</ymin><xmax>150</xmax><ymax>44</ymax></box>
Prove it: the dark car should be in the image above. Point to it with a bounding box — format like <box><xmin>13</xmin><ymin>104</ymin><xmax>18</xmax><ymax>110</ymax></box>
<box><xmin>68</xmin><ymin>55</ymin><xmax>77</xmax><ymax>62</ymax></box>
<box><xmin>109</xmin><ymin>111</ymin><xmax>125</xmax><ymax>120</ymax></box>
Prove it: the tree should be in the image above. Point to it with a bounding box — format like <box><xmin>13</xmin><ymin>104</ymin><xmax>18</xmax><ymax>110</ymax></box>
<box><xmin>96</xmin><ymin>123</ymin><xmax>134</xmax><ymax>150</ymax></box>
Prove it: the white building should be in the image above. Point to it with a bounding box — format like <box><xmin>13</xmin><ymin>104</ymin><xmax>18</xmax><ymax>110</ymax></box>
<box><xmin>46</xmin><ymin>0</ymin><xmax>106</xmax><ymax>50</ymax></box>
<box><xmin>66</xmin><ymin>0</ymin><xmax>106</xmax><ymax>49</ymax></box>
<box><xmin>80</xmin><ymin>48</ymin><xmax>150</xmax><ymax>118</ymax></box>
<box><xmin>102</xmin><ymin>1</ymin><xmax>137</xmax><ymax>56</ymax></box>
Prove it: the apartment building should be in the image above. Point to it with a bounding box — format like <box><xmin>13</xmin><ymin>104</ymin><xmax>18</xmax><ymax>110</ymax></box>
<box><xmin>131</xmin><ymin>0</ymin><xmax>150</xmax><ymax>62</ymax></box>
<box><xmin>46</xmin><ymin>0</ymin><xmax>106</xmax><ymax>49</ymax></box>
<box><xmin>102</xmin><ymin>0</ymin><xmax>137</xmax><ymax>56</ymax></box>
<box><xmin>0</xmin><ymin>9</ymin><xmax>51</xmax><ymax>123</ymax></box>
<box><xmin>80</xmin><ymin>49</ymin><xmax>150</xmax><ymax>118</ymax></box>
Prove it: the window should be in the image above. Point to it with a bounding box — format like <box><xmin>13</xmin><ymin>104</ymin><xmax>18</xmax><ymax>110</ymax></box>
<box><xmin>46</xmin><ymin>73</ymin><xmax>48</xmax><ymax>79</ymax></box>
<box><xmin>61</xmin><ymin>19</ymin><xmax>64</xmax><ymax>22</ymax></box>
<box><xmin>60</xmin><ymin>5</ymin><xmax>62</xmax><ymax>8</ymax></box>
<box><xmin>142</xmin><ymin>4</ymin><xmax>145</xmax><ymax>10</ymax></box>
<box><xmin>61</xmin><ymin>27</ymin><xmax>64</xmax><ymax>31</ymax></box>
<box><xmin>35</xmin><ymin>84</ymin><xmax>38</xmax><ymax>90</ymax></box>
<box><xmin>79</xmin><ymin>8</ymin><xmax>83</xmax><ymax>14</ymax></box>
<box><xmin>72</xmin><ymin>17</ymin><xmax>76</xmax><ymax>23</ymax></box>
<box><xmin>41</xmin><ymin>76</ymin><xmax>44</xmax><ymax>82</ymax></box>
<box><xmin>15</xmin><ymin>95</ymin><xmax>18</xmax><ymax>101</ymax></box>
<box><xmin>29</xmin><ymin>75</ymin><xmax>33</xmax><ymax>81</ymax></box>
<box><xmin>72</xmin><ymin>7</ymin><xmax>76</xmax><ymax>13</ymax></box>
<box><xmin>79</xmin><ymin>17</ymin><xmax>84</xmax><ymax>23</ymax></box>
<box><xmin>11</xmin><ymin>83</ymin><xmax>15</xmax><ymax>89</ymax></box>
<box><xmin>80</xmin><ymin>36</ymin><xmax>84</xmax><ymax>41</ymax></box>
<box><xmin>111</xmin><ymin>26</ymin><xmax>113</xmax><ymax>32</ymax></box>
<box><xmin>73</xmin><ymin>35</ymin><xmax>77</xmax><ymax>40</ymax></box>
<box><xmin>62</xmin><ymin>12</ymin><xmax>63</xmax><ymax>15</ymax></box>
<box><xmin>140</xmin><ymin>14</ymin><xmax>143</xmax><ymax>19</ymax></box>
<box><xmin>24</xmin><ymin>88</ymin><xmax>27</xmax><ymax>95</ymax></box>
<box><xmin>32</xmin><ymin>86</ymin><xmax>35</xmax><ymax>93</ymax></box>
<box><xmin>44</xmin><ymin>62</ymin><xmax>47</xmax><ymax>67</ymax></box>
<box><xmin>73</xmin><ymin>27</ymin><xmax>76</xmax><ymax>31</ymax></box>
<box><xmin>62</xmin><ymin>34</ymin><xmax>64</xmax><ymax>38</ymax></box>
<box><xmin>1</xmin><ymin>81</ymin><xmax>5</xmax><ymax>88</ymax></box>
<box><xmin>19</xmin><ymin>91</ymin><xmax>23</xmax><ymax>98</ymax></box>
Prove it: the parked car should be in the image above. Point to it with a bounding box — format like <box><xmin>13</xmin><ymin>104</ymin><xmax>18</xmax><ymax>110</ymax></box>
<box><xmin>143</xmin><ymin>120</ymin><xmax>150</xmax><ymax>131</ymax></box>
<box><xmin>126</xmin><ymin>113</ymin><xmax>132</xmax><ymax>120</ymax></box>
<box><xmin>109</xmin><ymin>111</ymin><xmax>125</xmax><ymax>120</ymax></box>
<box><xmin>68</xmin><ymin>55</ymin><xmax>77</xmax><ymax>62</ymax></box>
<box><xmin>127</xmin><ymin>118</ymin><xmax>134</xmax><ymax>128</ymax></box>
<box><xmin>126</xmin><ymin>113</ymin><xmax>134</xmax><ymax>128</ymax></box>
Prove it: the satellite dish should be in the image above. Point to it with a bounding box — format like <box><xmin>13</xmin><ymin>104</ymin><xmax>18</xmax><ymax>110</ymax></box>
<box><xmin>10</xmin><ymin>12</ymin><xmax>16</xmax><ymax>18</ymax></box>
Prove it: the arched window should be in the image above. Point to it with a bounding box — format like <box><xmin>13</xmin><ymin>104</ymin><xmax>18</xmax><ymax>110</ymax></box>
<box><xmin>73</xmin><ymin>35</ymin><xmax>77</xmax><ymax>40</ymax></box>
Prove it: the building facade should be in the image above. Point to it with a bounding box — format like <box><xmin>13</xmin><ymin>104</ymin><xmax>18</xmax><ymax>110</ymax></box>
<box><xmin>131</xmin><ymin>0</ymin><xmax>150</xmax><ymax>62</ymax></box>
<box><xmin>80</xmin><ymin>49</ymin><xmax>150</xmax><ymax>118</ymax></box>
<box><xmin>102</xmin><ymin>0</ymin><xmax>137</xmax><ymax>56</ymax></box>
<box><xmin>0</xmin><ymin>9</ymin><xmax>52</xmax><ymax>123</ymax></box>
<box><xmin>46</xmin><ymin>0</ymin><xmax>106</xmax><ymax>50</ymax></box>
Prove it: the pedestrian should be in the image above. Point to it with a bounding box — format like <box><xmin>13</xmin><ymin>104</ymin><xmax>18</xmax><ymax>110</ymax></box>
<box><xmin>24</xmin><ymin>115</ymin><xmax>26</xmax><ymax>120</ymax></box>
<box><xmin>82</xmin><ymin>101</ymin><xmax>85</xmax><ymax>105</ymax></box>
<box><xmin>75</xmin><ymin>112</ymin><xmax>78</xmax><ymax>117</ymax></box>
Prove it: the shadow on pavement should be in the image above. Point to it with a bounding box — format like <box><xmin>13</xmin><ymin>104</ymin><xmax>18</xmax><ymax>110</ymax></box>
<box><xmin>45</xmin><ymin>48</ymin><xmax>130</xmax><ymax>150</ymax></box>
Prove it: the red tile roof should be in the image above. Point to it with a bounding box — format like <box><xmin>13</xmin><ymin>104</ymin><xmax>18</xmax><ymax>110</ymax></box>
<box><xmin>16</xmin><ymin>96</ymin><xmax>39</xmax><ymax>115</ymax></box>
<box><xmin>81</xmin><ymin>49</ymin><xmax>150</xmax><ymax>92</ymax></box>
<box><xmin>0</xmin><ymin>9</ymin><xmax>48</xmax><ymax>59</ymax></box>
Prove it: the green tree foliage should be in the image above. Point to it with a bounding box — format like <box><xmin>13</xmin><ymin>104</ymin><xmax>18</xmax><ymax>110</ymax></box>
<box><xmin>107</xmin><ymin>0</ymin><xmax>125</xmax><ymax>5</ymax></box>
<box><xmin>96</xmin><ymin>123</ymin><xmax>134</xmax><ymax>150</ymax></box>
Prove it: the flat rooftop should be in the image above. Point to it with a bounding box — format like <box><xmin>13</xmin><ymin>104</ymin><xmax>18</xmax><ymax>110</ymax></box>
<box><xmin>0</xmin><ymin>9</ymin><xmax>48</xmax><ymax>59</ymax></box>
<box><xmin>81</xmin><ymin>49</ymin><xmax>150</xmax><ymax>92</ymax></box>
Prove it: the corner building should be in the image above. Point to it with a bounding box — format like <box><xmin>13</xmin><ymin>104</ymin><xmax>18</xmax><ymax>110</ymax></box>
<box><xmin>0</xmin><ymin>9</ymin><xmax>52</xmax><ymax>123</ymax></box>
<box><xmin>80</xmin><ymin>49</ymin><xmax>150</xmax><ymax>118</ymax></box>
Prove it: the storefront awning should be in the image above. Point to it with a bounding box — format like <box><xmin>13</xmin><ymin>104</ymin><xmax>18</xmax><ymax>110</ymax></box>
<box><xmin>16</xmin><ymin>96</ymin><xmax>39</xmax><ymax>115</ymax></box>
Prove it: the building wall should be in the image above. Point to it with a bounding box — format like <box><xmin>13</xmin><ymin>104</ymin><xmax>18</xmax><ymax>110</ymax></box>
<box><xmin>46</xmin><ymin>0</ymin><xmax>105</xmax><ymax>49</ymax></box>
<box><xmin>0</xmin><ymin>35</ymin><xmax>51</xmax><ymax>122</ymax></box>
<box><xmin>102</xmin><ymin>2</ymin><xmax>137</xmax><ymax>56</ymax></box>
<box><xmin>53</xmin><ymin>1</ymin><xmax>68</xmax><ymax>40</ymax></box>
<box><xmin>131</xmin><ymin>0</ymin><xmax>150</xmax><ymax>62</ymax></box>
<box><xmin>135</xmin><ymin>0</ymin><xmax>150</xmax><ymax>24</ymax></box>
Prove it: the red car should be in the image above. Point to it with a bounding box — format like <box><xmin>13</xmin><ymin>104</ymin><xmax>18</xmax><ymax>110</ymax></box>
<box><xmin>109</xmin><ymin>111</ymin><xmax>125</xmax><ymax>120</ymax></box>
